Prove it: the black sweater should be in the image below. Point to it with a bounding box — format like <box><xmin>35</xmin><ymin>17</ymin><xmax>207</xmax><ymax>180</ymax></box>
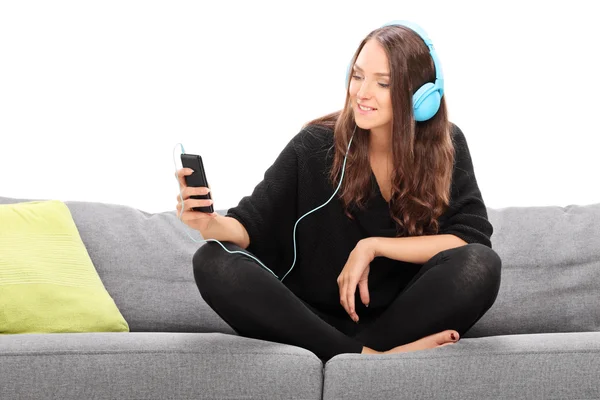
<box><xmin>226</xmin><ymin>123</ymin><xmax>493</xmax><ymax>314</ymax></box>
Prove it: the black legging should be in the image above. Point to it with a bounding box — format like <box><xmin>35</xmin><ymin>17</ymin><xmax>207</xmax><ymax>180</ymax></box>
<box><xmin>192</xmin><ymin>241</ymin><xmax>502</xmax><ymax>362</ymax></box>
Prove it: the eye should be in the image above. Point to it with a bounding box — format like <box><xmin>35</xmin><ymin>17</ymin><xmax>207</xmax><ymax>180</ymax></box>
<box><xmin>351</xmin><ymin>75</ymin><xmax>363</xmax><ymax>80</ymax></box>
<box><xmin>378</xmin><ymin>83</ymin><xmax>390</xmax><ymax>88</ymax></box>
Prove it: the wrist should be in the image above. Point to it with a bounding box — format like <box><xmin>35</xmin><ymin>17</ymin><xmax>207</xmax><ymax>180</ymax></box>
<box><xmin>359</xmin><ymin>237</ymin><xmax>379</xmax><ymax>259</ymax></box>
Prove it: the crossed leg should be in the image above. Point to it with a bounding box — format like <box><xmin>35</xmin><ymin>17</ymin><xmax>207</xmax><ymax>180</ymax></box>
<box><xmin>192</xmin><ymin>241</ymin><xmax>501</xmax><ymax>361</ymax></box>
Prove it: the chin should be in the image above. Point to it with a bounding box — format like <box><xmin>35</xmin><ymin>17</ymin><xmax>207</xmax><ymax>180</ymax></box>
<box><xmin>354</xmin><ymin>118</ymin><xmax>379</xmax><ymax>131</ymax></box>
<box><xmin>356</xmin><ymin>122</ymin><xmax>372</xmax><ymax>131</ymax></box>
<box><xmin>353</xmin><ymin>109</ymin><xmax>390</xmax><ymax>130</ymax></box>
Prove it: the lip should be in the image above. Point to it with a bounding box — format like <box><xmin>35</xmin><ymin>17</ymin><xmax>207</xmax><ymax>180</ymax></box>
<box><xmin>356</xmin><ymin>103</ymin><xmax>377</xmax><ymax>115</ymax></box>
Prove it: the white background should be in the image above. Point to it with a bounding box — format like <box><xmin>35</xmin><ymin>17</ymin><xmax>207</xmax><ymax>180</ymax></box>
<box><xmin>1</xmin><ymin>0</ymin><xmax>598</xmax><ymax>214</ymax></box>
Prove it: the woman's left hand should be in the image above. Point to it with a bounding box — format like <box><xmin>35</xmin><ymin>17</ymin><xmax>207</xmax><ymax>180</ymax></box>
<box><xmin>337</xmin><ymin>239</ymin><xmax>376</xmax><ymax>323</ymax></box>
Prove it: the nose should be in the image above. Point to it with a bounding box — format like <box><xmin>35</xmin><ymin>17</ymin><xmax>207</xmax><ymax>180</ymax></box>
<box><xmin>356</xmin><ymin>80</ymin><xmax>374</xmax><ymax>99</ymax></box>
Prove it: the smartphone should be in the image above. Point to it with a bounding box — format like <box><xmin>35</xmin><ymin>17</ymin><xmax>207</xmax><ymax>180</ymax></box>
<box><xmin>180</xmin><ymin>153</ymin><xmax>214</xmax><ymax>213</ymax></box>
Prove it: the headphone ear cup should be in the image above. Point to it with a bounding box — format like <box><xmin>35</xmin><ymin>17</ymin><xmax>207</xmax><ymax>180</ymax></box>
<box><xmin>413</xmin><ymin>82</ymin><xmax>441</xmax><ymax>122</ymax></box>
<box><xmin>345</xmin><ymin>58</ymin><xmax>353</xmax><ymax>88</ymax></box>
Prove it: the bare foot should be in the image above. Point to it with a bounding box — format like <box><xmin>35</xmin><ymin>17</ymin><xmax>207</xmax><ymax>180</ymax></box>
<box><xmin>383</xmin><ymin>330</ymin><xmax>459</xmax><ymax>354</ymax></box>
<box><xmin>361</xmin><ymin>346</ymin><xmax>383</xmax><ymax>355</ymax></box>
<box><xmin>360</xmin><ymin>330</ymin><xmax>460</xmax><ymax>355</ymax></box>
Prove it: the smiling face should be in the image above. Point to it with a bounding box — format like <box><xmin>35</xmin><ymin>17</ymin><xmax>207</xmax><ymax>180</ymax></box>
<box><xmin>349</xmin><ymin>39</ymin><xmax>393</xmax><ymax>136</ymax></box>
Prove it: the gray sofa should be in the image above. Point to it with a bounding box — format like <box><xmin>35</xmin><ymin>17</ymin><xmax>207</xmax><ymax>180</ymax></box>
<box><xmin>2</xmin><ymin>195</ymin><xmax>600</xmax><ymax>400</ymax></box>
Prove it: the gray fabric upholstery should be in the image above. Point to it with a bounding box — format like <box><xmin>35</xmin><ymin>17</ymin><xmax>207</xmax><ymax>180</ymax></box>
<box><xmin>0</xmin><ymin>332</ymin><xmax>322</xmax><ymax>400</ymax></box>
<box><xmin>466</xmin><ymin>204</ymin><xmax>600</xmax><ymax>337</ymax></box>
<box><xmin>324</xmin><ymin>332</ymin><xmax>600</xmax><ymax>400</ymax></box>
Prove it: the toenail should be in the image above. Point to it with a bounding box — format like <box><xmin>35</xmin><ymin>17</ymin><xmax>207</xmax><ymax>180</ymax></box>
<box><xmin>451</xmin><ymin>333</ymin><xmax>456</xmax><ymax>340</ymax></box>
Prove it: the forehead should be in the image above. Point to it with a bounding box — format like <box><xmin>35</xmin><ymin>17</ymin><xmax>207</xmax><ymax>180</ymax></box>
<box><xmin>354</xmin><ymin>40</ymin><xmax>389</xmax><ymax>72</ymax></box>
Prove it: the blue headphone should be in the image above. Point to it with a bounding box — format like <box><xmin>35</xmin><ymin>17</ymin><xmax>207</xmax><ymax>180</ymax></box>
<box><xmin>346</xmin><ymin>20</ymin><xmax>444</xmax><ymax>122</ymax></box>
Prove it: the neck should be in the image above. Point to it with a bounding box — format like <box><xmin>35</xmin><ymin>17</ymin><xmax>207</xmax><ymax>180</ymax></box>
<box><xmin>368</xmin><ymin>126</ymin><xmax>392</xmax><ymax>157</ymax></box>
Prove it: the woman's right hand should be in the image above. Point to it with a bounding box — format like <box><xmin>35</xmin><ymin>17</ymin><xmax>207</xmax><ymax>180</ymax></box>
<box><xmin>175</xmin><ymin>168</ymin><xmax>218</xmax><ymax>234</ymax></box>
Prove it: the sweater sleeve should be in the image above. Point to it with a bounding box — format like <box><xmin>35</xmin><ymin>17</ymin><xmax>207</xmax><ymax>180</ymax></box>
<box><xmin>225</xmin><ymin>134</ymin><xmax>299</xmax><ymax>275</ymax></box>
<box><xmin>438</xmin><ymin>124</ymin><xmax>493</xmax><ymax>248</ymax></box>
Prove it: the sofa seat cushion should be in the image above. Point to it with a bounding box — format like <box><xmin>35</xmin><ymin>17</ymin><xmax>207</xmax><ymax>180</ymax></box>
<box><xmin>324</xmin><ymin>332</ymin><xmax>600</xmax><ymax>400</ymax></box>
<box><xmin>0</xmin><ymin>332</ymin><xmax>323</xmax><ymax>400</ymax></box>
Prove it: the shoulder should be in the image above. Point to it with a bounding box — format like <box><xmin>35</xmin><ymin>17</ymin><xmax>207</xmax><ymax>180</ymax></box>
<box><xmin>449</xmin><ymin>122</ymin><xmax>467</xmax><ymax>147</ymax></box>
<box><xmin>291</xmin><ymin>123</ymin><xmax>335</xmax><ymax>157</ymax></box>
<box><xmin>448</xmin><ymin>122</ymin><xmax>473</xmax><ymax>163</ymax></box>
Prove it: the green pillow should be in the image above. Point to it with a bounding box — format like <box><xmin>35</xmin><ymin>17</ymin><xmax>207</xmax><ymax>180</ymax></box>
<box><xmin>0</xmin><ymin>200</ymin><xmax>129</xmax><ymax>334</ymax></box>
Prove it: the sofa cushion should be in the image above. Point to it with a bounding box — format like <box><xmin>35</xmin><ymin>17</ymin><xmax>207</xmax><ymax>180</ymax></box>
<box><xmin>0</xmin><ymin>200</ymin><xmax>129</xmax><ymax>334</ymax></box>
<box><xmin>324</xmin><ymin>332</ymin><xmax>600</xmax><ymax>400</ymax></box>
<box><xmin>0</xmin><ymin>196</ymin><xmax>236</xmax><ymax>335</ymax></box>
<box><xmin>0</xmin><ymin>332</ymin><xmax>323</xmax><ymax>400</ymax></box>
<box><xmin>466</xmin><ymin>203</ymin><xmax>600</xmax><ymax>337</ymax></box>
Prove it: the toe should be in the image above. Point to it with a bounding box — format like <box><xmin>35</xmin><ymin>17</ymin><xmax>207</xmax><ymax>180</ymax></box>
<box><xmin>448</xmin><ymin>330</ymin><xmax>460</xmax><ymax>342</ymax></box>
<box><xmin>432</xmin><ymin>330</ymin><xmax>459</xmax><ymax>345</ymax></box>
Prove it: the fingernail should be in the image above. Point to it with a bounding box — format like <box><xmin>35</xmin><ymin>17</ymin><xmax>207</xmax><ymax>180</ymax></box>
<box><xmin>365</xmin><ymin>303</ymin><xmax>369</xmax><ymax>308</ymax></box>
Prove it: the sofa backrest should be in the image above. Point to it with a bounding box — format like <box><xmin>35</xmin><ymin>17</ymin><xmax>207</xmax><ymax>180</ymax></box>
<box><xmin>466</xmin><ymin>202</ymin><xmax>600</xmax><ymax>337</ymax></box>
<box><xmin>2</xmin><ymin>196</ymin><xmax>599</xmax><ymax>338</ymax></box>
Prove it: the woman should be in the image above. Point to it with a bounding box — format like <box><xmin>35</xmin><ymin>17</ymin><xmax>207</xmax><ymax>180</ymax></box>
<box><xmin>175</xmin><ymin>21</ymin><xmax>502</xmax><ymax>362</ymax></box>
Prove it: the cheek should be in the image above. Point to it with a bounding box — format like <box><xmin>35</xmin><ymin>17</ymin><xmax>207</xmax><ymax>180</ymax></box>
<box><xmin>379</xmin><ymin>93</ymin><xmax>392</xmax><ymax>108</ymax></box>
<box><xmin>348</xmin><ymin>82</ymin><xmax>359</xmax><ymax>98</ymax></box>
<box><xmin>376</xmin><ymin>94</ymin><xmax>392</xmax><ymax>117</ymax></box>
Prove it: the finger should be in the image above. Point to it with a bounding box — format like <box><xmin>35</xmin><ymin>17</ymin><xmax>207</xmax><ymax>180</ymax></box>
<box><xmin>338</xmin><ymin>276</ymin><xmax>348</xmax><ymax>315</ymax></box>
<box><xmin>346</xmin><ymin>280</ymin><xmax>358</xmax><ymax>322</ymax></box>
<box><xmin>176</xmin><ymin>186</ymin><xmax>210</xmax><ymax>202</ymax></box>
<box><xmin>177</xmin><ymin>198</ymin><xmax>194</xmax><ymax>214</ymax></box>
<box><xmin>176</xmin><ymin>169</ymin><xmax>186</xmax><ymax>188</ymax></box>
<box><xmin>190</xmin><ymin>198</ymin><xmax>214</xmax><ymax>208</ymax></box>
<box><xmin>176</xmin><ymin>200</ymin><xmax>191</xmax><ymax>217</ymax></box>
<box><xmin>358</xmin><ymin>280</ymin><xmax>370</xmax><ymax>308</ymax></box>
<box><xmin>193</xmin><ymin>186</ymin><xmax>211</xmax><ymax>196</ymax></box>
<box><xmin>183</xmin><ymin>198</ymin><xmax>214</xmax><ymax>212</ymax></box>
<box><xmin>176</xmin><ymin>191</ymin><xmax>186</xmax><ymax>203</ymax></box>
<box><xmin>177</xmin><ymin>168</ymin><xmax>195</xmax><ymax>188</ymax></box>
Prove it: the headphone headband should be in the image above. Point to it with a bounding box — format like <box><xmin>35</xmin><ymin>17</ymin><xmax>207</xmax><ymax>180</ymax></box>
<box><xmin>381</xmin><ymin>20</ymin><xmax>444</xmax><ymax>97</ymax></box>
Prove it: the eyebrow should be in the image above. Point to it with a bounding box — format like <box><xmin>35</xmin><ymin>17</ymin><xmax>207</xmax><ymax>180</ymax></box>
<box><xmin>353</xmin><ymin>64</ymin><xmax>390</xmax><ymax>77</ymax></box>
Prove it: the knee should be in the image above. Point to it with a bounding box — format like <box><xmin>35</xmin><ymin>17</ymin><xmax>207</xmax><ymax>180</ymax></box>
<box><xmin>463</xmin><ymin>243</ymin><xmax>502</xmax><ymax>272</ymax></box>
<box><xmin>454</xmin><ymin>243</ymin><xmax>502</xmax><ymax>295</ymax></box>
<box><xmin>192</xmin><ymin>242</ymin><xmax>237</xmax><ymax>293</ymax></box>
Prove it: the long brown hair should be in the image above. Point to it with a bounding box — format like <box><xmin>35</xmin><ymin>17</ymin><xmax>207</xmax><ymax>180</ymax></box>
<box><xmin>303</xmin><ymin>24</ymin><xmax>455</xmax><ymax>237</ymax></box>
